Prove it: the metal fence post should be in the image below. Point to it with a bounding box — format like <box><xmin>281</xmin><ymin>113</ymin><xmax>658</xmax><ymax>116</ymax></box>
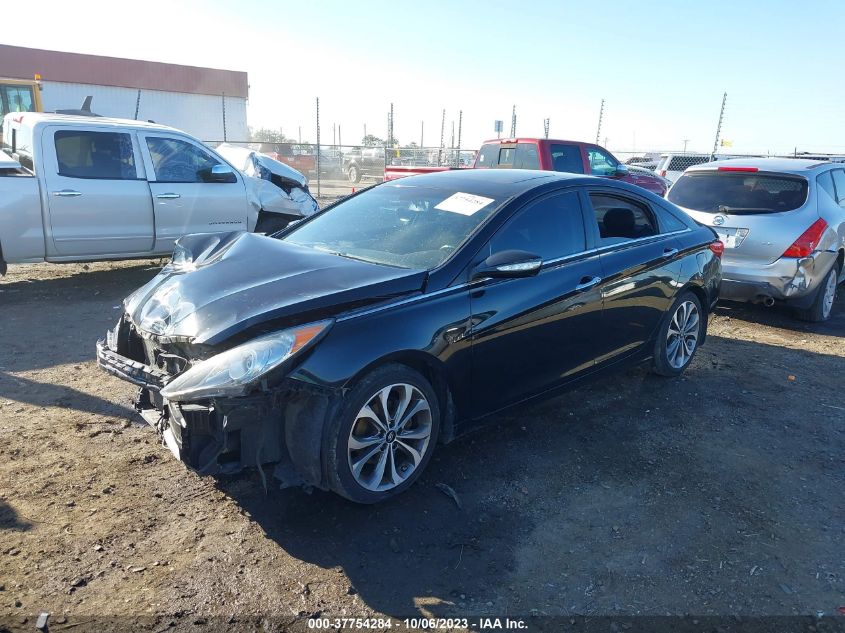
<box><xmin>595</xmin><ymin>99</ymin><xmax>604</xmax><ymax>145</ymax></box>
<box><xmin>316</xmin><ymin>97</ymin><xmax>321</xmax><ymax>199</ymax></box>
<box><xmin>222</xmin><ymin>93</ymin><xmax>227</xmax><ymax>142</ymax></box>
<box><xmin>711</xmin><ymin>92</ymin><xmax>727</xmax><ymax>160</ymax></box>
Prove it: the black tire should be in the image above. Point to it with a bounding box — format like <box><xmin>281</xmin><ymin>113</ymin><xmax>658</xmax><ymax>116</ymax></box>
<box><xmin>652</xmin><ymin>290</ymin><xmax>704</xmax><ymax>377</ymax></box>
<box><xmin>254</xmin><ymin>213</ymin><xmax>291</xmax><ymax>235</ymax></box>
<box><xmin>795</xmin><ymin>265</ymin><xmax>838</xmax><ymax>322</ymax></box>
<box><xmin>326</xmin><ymin>364</ymin><xmax>440</xmax><ymax>504</ymax></box>
<box><xmin>347</xmin><ymin>164</ymin><xmax>361</xmax><ymax>183</ymax></box>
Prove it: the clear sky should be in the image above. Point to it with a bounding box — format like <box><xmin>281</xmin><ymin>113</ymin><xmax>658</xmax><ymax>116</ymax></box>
<box><xmin>6</xmin><ymin>0</ymin><xmax>845</xmax><ymax>153</ymax></box>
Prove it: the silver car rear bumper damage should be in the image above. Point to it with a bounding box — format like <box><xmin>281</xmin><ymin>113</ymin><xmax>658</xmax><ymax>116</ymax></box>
<box><xmin>720</xmin><ymin>251</ymin><xmax>838</xmax><ymax>306</ymax></box>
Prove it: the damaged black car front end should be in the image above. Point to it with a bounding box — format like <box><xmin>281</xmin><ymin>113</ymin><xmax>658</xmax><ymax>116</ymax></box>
<box><xmin>97</xmin><ymin>315</ymin><xmax>332</xmax><ymax>484</ymax></box>
<box><xmin>96</xmin><ymin>229</ymin><xmax>427</xmax><ymax>487</ymax></box>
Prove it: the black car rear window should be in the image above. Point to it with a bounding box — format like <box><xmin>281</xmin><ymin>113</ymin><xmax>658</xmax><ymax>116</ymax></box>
<box><xmin>667</xmin><ymin>172</ymin><xmax>809</xmax><ymax>214</ymax></box>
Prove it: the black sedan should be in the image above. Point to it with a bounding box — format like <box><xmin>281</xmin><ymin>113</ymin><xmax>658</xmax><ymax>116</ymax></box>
<box><xmin>97</xmin><ymin>170</ymin><xmax>722</xmax><ymax>503</ymax></box>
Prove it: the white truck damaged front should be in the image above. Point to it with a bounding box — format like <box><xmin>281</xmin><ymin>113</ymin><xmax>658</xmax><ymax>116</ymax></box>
<box><xmin>216</xmin><ymin>143</ymin><xmax>319</xmax><ymax>233</ymax></box>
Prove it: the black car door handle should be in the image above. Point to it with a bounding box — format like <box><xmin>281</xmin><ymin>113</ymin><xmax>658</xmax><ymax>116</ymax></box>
<box><xmin>575</xmin><ymin>276</ymin><xmax>602</xmax><ymax>292</ymax></box>
<box><xmin>662</xmin><ymin>247</ymin><xmax>679</xmax><ymax>258</ymax></box>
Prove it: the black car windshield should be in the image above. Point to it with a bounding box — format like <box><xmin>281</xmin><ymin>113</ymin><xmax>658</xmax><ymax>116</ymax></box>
<box><xmin>668</xmin><ymin>172</ymin><xmax>809</xmax><ymax>214</ymax></box>
<box><xmin>282</xmin><ymin>184</ymin><xmax>503</xmax><ymax>269</ymax></box>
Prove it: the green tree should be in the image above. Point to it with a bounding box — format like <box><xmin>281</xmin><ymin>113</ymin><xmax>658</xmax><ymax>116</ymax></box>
<box><xmin>361</xmin><ymin>134</ymin><xmax>386</xmax><ymax>147</ymax></box>
<box><xmin>249</xmin><ymin>127</ymin><xmax>292</xmax><ymax>143</ymax></box>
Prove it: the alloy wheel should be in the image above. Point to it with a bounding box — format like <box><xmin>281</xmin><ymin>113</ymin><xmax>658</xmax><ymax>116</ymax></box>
<box><xmin>666</xmin><ymin>300</ymin><xmax>700</xmax><ymax>369</ymax></box>
<box><xmin>347</xmin><ymin>383</ymin><xmax>432</xmax><ymax>492</ymax></box>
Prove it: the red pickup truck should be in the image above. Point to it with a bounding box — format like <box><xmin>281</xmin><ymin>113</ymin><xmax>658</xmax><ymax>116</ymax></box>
<box><xmin>383</xmin><ymin>138</ymin><xmax>669</xmax><ymax>196</ymax></box>
<box><xmin>258</xmin><ymin>142</ymin><xmax>317</xmax><ymax>177</ymax></box>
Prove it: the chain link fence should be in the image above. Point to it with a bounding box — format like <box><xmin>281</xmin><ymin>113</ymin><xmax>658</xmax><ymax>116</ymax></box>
<box><xmin>206</xmin><ymin>137</ymin><xmax>845</xmax><ymax>200</ymax></box>
<box><xmin>203</xmin><ymin>140</ymin><xmax>477</xmax><ymax>200</ymax></box>
<box><xmin>611</xmin><ymin>149</ymin><xmax>845</xmax><ymax>184</ymax></box>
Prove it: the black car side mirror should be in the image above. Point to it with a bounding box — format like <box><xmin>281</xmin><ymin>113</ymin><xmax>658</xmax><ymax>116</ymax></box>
<box><xmin>472</xmin><ymin>250</ymin><xmax>543</xmax><ymax>280</ymax></box>
<box><xmin>614</xmin><ymin>164</ymin><xmax>629</xmax><ymax>177</ymax></box>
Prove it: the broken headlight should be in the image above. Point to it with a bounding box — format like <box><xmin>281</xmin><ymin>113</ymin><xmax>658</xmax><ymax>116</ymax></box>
<box><xmin>159</xmin><ymin>320</ymin><xmax>332</xmax><ymax>401</ymax></box>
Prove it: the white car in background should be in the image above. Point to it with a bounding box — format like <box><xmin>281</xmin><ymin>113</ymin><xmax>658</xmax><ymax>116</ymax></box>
<box><xmin>655</xmin><ymin>153</ymin><xmax>715</xmax><ymax>184</ymax></box>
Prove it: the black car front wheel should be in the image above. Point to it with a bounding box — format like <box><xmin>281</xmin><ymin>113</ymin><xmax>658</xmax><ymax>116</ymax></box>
<box><xmin>347</xmin><ymin>165</ymin><xmax>361</xmax><ymax>183</ymax></box>
<box><xmin>326</xmin><ymin>364</ymin><xmax>440</xmax><ymax>503</ymax></box>
<box><xmin>652</xmin><ymin>290</ymin><xmax>703</xmax><ymax>377</ymax></box>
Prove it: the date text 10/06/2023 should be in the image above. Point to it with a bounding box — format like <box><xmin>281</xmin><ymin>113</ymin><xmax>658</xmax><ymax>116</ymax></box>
<box><xmin>307</xmin><ymin>617</ymin><xmax>529</xmax><ymax>630</ymax></box>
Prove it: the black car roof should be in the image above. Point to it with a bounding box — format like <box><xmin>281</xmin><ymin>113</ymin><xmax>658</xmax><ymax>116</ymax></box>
<box><xmin>383</xmin><ymin>168</ymin><xmax>596</xmax><ymax>197</ymax></box>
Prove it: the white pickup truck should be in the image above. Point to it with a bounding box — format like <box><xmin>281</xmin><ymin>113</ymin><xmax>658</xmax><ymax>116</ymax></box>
<box><xmin>0</xmin><ymin>113</ymin><xmax>318</xmax><ymax>275</ymax></box>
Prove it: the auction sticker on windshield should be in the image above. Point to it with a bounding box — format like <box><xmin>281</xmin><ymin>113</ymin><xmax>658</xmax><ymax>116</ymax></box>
<box><xmin>435</xmin><ymin>192</ymin><xmax>495</xmax><ymax>215</ymax></box>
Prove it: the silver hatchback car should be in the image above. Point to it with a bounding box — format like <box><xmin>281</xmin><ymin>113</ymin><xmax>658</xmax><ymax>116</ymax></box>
<box><xmin>667</xmin><ymin>158</ymin><xmax>845</xmax><ymax>321</ymax></box>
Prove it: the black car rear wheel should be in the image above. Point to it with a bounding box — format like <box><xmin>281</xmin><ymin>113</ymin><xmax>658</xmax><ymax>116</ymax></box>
<box><xmin>326</xmin><ymin>364</ymin><xmax>440</xmax><ymax>503</ymax></box>
<box><xmin>652</xmin><ymin>290</ymin><xmax>703</xmax><ymax>377</ymax></box>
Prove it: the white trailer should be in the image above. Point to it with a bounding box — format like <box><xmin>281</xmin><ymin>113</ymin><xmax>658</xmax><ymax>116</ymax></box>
<box><xmin>0</xmin><ymin>44</ymin><xmax>250</xmax><ymax>144</ymax></box>
<box><xmin>39</xmin><ymin>81</ymin><xmax>247</xmax><ymax>143</ymax></box>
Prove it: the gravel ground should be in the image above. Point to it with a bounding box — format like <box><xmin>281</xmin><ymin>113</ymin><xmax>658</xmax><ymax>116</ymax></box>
<box><xmin>1</xmin><ymin>260</ymin><xmax>843</xmax><ymax>631</ymax></box>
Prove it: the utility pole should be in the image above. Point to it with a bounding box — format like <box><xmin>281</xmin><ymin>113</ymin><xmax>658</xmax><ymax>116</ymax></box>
<box><xmin>333</xmin><ymin>123</ymin><xmax>336</xmax><ymax>147</ymax></box>
<box><xmin>543</xmin><ymin>118</ymin><xmax>550</xmax><ymax>139</ymax></box>
<box><xmin>420</xmin><ymin>120</ymin><xmax>424</xmax><ymax>148</ymax></box>
<box><xmin>438</xmin><ymin>108</ymin><xmax>445</xmax><ymax>166</ymax></box>
<box><xmin>338</xmin><ymin>125</ymin><xmax>342</xmax><ymax>148</ymax></box>
<box><xmin>595</xmin><ymin>99</ymin><xmax>605</xmax><ymax>145</ymax></box>
<box><xmin>457</xmin><ymin>110</ymin><xmax>463</xmax><ymax>152</ymax></box>
<box><xmin>711</xmin><ymin>92</ymin><xmax>727</xmax><ymax>159</ymax></box>
<box><xmin>388</xmin><ymin>102</ymin><xmax>394</xmax><ymax>147</ymax></box>
<box><xmin>510</xmin><ymin>105</ymin><xmax>517</xmax><ymax>137</ymax></box>
<box><xmin>364</xmin><ymin>124</ymin><xmax>367</xmax><ymax>141</ymax></box>
<box><xmin>298</xmin><ymin>126</ymin><xmax>301</xmax><ymax>144</ymax></box>
<box><xmin>682</xmin><ymin>139</ymin><xmax>690</xmax><ymax>153</ymax></box>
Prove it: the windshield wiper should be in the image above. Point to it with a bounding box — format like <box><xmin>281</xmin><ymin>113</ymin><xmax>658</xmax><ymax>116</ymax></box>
<box><xmin>311</xmin><ymin>244</ymin><xmax>375</xmax><ymax>264</ymax></box>
<box><xmin>716</xmin><ymin>205</ymin><xmax>774</xmax><ymax>215</ymax></box>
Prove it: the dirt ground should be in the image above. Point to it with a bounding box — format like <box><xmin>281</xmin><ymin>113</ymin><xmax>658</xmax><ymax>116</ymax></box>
<box><xmin>1</xmin><ymin>259</ymin><xmax>843</xmax><ymax>631</ymax></box>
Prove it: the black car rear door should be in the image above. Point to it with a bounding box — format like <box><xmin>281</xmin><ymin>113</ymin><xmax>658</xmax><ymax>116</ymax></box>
<box><xmin>468</xmin><ymin>189</ymin><xmax>604</xmax><ymax>418</ymax></box>
<box><xmin>583</xmin><ymin>188</ymin><xmax>686</xmax><ymax>366</ymax></box>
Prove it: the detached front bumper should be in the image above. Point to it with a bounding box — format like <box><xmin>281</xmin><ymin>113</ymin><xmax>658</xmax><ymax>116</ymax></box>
<box><xmin>720</xmin><ymin>251</ymin><xmax>837</xmax><ymax>307</ymax></box>
<box><xmin>96</xmin><ymin>334</ymin><xmax>334</xmax><ymax>487</ymax></box>
<box><xmin>96</xmin><ymin>339</ymin><xmax>169</xmax><ymax>390</ymax></box>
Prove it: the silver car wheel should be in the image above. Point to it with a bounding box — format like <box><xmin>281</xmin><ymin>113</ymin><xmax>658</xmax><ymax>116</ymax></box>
<box><xmin>347</xmin><ymin>383</ymin><xmax>432</xmax><ymax>492</ymax></box>
<box><xmin>822</xmin><ymin>269</ymin><xmax>837</xmax><ymax>319</ymax></box>
<box><xmin>666</xmin><ymin>300</ymin><xmax>700</xmax><ymax>369</ymax></box>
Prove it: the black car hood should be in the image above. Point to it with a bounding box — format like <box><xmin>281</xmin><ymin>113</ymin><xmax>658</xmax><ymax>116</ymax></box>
<box><xmin>125</xmin><ymin>232</ymin><xmax>427</xmax><ymax>345</ymax></box>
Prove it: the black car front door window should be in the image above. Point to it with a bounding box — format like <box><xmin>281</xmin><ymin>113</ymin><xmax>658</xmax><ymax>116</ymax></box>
<box><xmin>484</xmin><ymin>191</ymin><xmax>586</xmax><ymax>261</ymax></box>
